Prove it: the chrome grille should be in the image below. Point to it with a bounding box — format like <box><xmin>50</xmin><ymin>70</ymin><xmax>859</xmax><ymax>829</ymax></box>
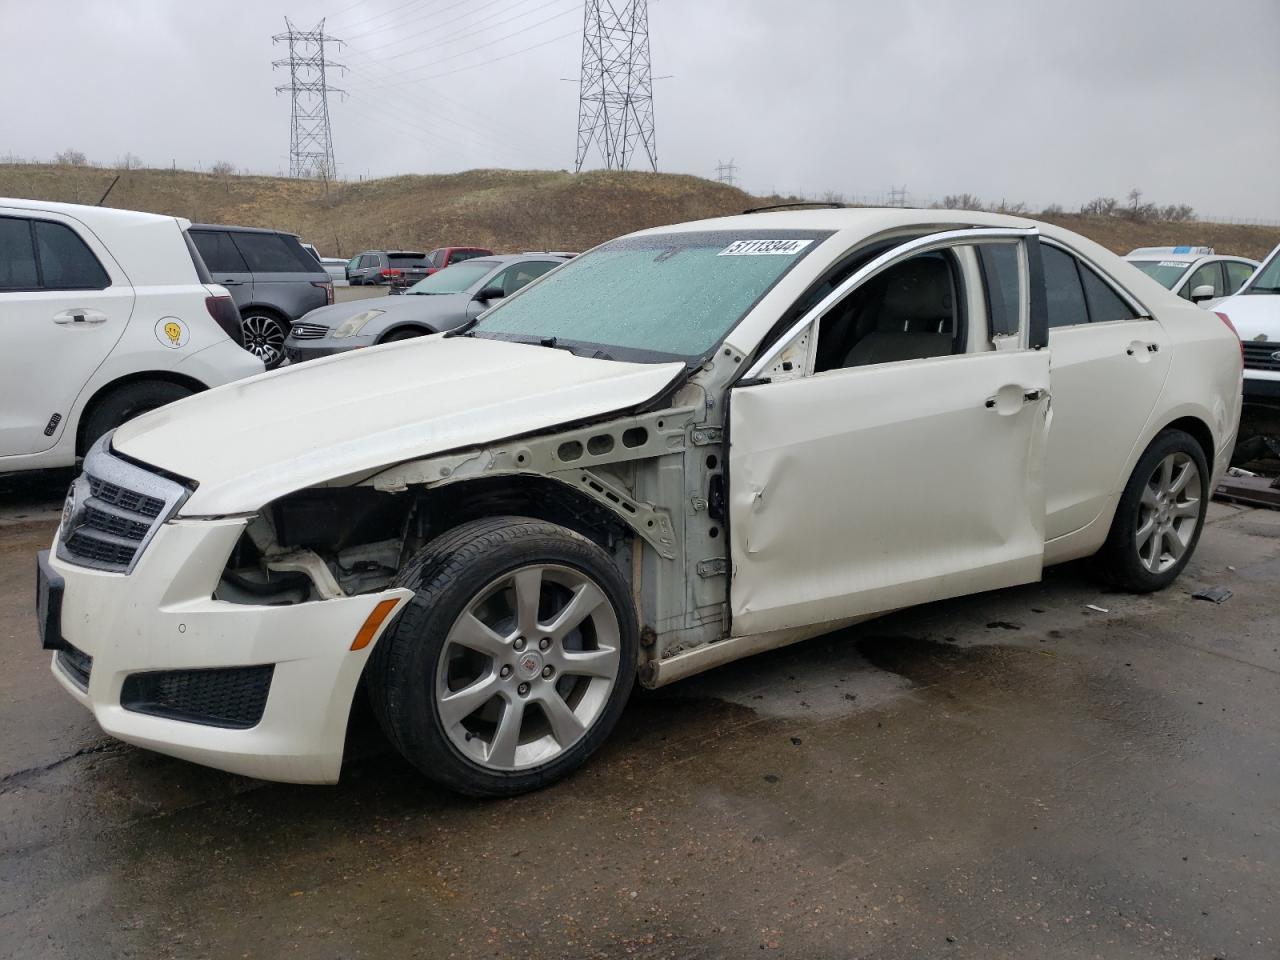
<box><xmin>1242</xmin><ymin>341</ymin><xmax>1280</xmax><ymax>372</ymax></box>
<box><xmin>289</xmin><ymin>321</ymin><xmax>330</xmax><ymax>340</ymax></box>
<box><xmin>57</xmin><ymin>434</ymin><xmax>192</xmax><ymax>574</ymax></box>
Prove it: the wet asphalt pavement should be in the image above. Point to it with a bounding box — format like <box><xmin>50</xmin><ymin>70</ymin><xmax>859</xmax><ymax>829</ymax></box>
<box><xmin>1</xmin><ymin>472</ymin><xmax>1277</xmax><ymax>960</ymax></box>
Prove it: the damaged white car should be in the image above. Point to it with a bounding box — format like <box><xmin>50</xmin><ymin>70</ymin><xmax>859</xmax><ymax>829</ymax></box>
<box><xmin>37</xmin><ymin>209</ymin><xmax>1242</xmax><ymax>795</ymax></box>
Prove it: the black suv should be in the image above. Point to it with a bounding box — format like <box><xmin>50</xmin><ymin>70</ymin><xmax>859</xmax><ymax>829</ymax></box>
<box><xmin>190</xmin><ymin>224</ymin><xmax>333</xmax><ymax>368</ymax></box>
<box><xmin>346</xmin><ymin>250</ymin><xmax>432</xmax><ymax>288</ymax></box>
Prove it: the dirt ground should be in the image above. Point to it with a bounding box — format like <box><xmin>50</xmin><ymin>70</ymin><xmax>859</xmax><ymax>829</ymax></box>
<box><xmin>1</xmin><ymin>475</ymin><xmax>1277</xmax><ymax>960</ymax></box>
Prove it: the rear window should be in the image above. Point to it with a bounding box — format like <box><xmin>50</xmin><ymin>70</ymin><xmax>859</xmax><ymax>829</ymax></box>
<box><xmin>232</xmin><ymin>232</ymin><xmax>320</xmax><ymax>274</ymax></box>
<box><xmin>449</xmin><ymin>249</ymin><xmax>489</xmax><ymax>265</ymax></box>
<box><xmin>389</xmin><ymin>253</ymin><xmax>429</xmax><ymax>267</ymax></box>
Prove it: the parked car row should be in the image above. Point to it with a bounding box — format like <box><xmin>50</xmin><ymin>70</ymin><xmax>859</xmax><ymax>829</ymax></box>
<box><xmin>345</xmin><ymin>246</ymin><xmax>495</xmax><ymax>288</ymax></box>
<box><xmin>1124</xmin><ymin>246</ymin><xmax>1258</xmax><ymax>303</ymax></box>
<box><xmin>29</xmin><ymin>202</ymin><xmax>1251</xmax><ymax>799</ymax></box>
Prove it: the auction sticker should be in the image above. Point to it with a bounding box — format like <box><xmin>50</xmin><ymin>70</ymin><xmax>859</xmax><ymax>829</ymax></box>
<box><xmin>155</xmin><ymin>317</ymin><xmax>189</xmax><ymax>349</ymax></box>
<box><xmin>718</xmin><ymin>239</ymin><xmax>813</xmax><ymax>256</ymax></box>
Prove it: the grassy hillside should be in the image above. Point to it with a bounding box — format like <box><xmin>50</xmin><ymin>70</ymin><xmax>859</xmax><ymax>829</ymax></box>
<box><xmin>2</xmin><ymin>164</ymin><xmax>1277</xmax><ymax>261</ymax></box>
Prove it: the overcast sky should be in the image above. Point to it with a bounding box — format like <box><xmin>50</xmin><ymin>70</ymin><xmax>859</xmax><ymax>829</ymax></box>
<box><xmin>2</xmin><ymin>0</ymin><xmax>1277</xmax><ymax>220</ymax></box>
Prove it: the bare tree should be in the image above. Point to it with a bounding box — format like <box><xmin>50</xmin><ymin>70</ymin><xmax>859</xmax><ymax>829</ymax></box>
<box><xmin>1080</xmin><ymin>196</ymin><xmax>1118</xmax><ymax>217</ymax></box>
<box><xmin>1039</xmin><ymin>203</ymin><xmax>1065</xmax><ymax>217</ymax></box>
<box><xmin>994</xmin><ymin>199</ymin><xmax>1028</xmax><ymax>215</ymax></box>
<box><xmin>210</xmin><ymin>160</ymin><xmax>236</xmax><ymax>177</ymax></box>
<box><xmin>55</xmin><ymin>148</ymin><xmax>87</xmax><ymax>166</ymax></box>
<box><xmin>939</xmin><ymin>193</ymin><xmax>983</xmax><ymax>210</ymax></box>
<box><xmin>1160</xmin><ymin>203</ymin><xmax>1196</xmax><ymax>223</ymax></box>
<box><xmin>116</xmin><ymin>152</ymin><xmax>143</xmax><ymax>170</ymax></box>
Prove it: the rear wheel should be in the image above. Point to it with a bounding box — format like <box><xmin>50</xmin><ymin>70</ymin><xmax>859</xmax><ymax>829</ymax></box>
<box><xmin>1096</xmin><ymin>429</ymin><xmax>1209</xmax><ymax>592</ymax></box>
<box><xmin>368</xmin><ymin>517</ymin><xmax>637</xmax><ymax>796</ymax></box>
<box><xmin>240</xmin><ymin>311</ymin><xmax>289</xmax><ymax>368</ymax></box>
<box><xmin>80</xmin><ymin>380</ymin><xmax>193</xmax><ymax>454</ymax></box>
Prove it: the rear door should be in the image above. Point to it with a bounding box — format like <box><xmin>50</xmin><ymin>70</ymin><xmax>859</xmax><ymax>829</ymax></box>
<box><xmin>190</xmin><ymin>229</ymin><xmax>252</xmax><ymax>311</ymax></box>
<box><xmin>0</xmin><ymin>212</ymin><xmax>134</xmax><ymax>457</ymax></box>
<box><xmin>1038</xmin><ymin>242</ymin><xmax>1172</xmax><ymax>540</ymax></box>
<box><xmin>728</xmin><ymin>228</ymin><xmax>1051</xmax><ymax>636</ymax></box>
<box><xmin>230</xmin><ymin>231</ymin><xmax>327</xmax><ymax>320</ymax></box>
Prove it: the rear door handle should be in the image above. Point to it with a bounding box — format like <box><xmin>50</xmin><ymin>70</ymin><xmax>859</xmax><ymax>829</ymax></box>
<box><xmin>52</xmin><ymin>308</ymin><xmax>108</xmax><ymax>326</ymax></box>
<box><xmin>985</xmin><ymin>385</ymin><xmax>1049</xmax><ymax>412</ymax></box>
<box><xmin>1022</xmin><ymin>388</ymin><xmax>1046</xmax><ymax>403</ymax></box>
<box><xmin>1126</xmin><ymin>340</ymin><xmax>1159</xmax><ymax>356</ymax></box>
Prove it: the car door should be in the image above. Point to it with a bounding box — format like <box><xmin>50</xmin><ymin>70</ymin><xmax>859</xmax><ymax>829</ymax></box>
<box><xmin>727</xmin><ymin>228</ymin><xmax>1051</xmax><ymax>636</ymax></box>
<box><xmin>1179</xmin><ymin>260</ymin><xmax>1225</xmax><ymax>302</ymax></box>
<box><xmin>0</xmin><ymin>212</ymin><xmax>134</xmax><ymax>457</ymax></box>
<box><xmin>190</xmin><ymin>229</ymin><xmax>252</xmax><ymax>311</ymax></box>
<box><xmin>1224</xmin><ymin>260</ymin><xmax>1255</xmax><ymax>295</ymax></box>
<box><xmin>1039</xmin><ymin>241</ymin><xmax>1171</xmax><ymax>541</ymax></box>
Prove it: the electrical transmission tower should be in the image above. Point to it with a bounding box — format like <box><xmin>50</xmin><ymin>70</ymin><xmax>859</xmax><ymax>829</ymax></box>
<box><xmin>715</xmin><ymin>159</ymin><xmax>738</xmax><ymax>186</ymax></box>
<box><xmin>886</xmin><ymin>185</ymin><xmax>910</xmax><ymax>208</ymax></box>
<box><xmin>575</xmin><ymin>0</ymin><xmax>657</xmax><ymax>172</ymax></box>
<box><xmin>272</xmin><ymin>19</ymin><xmax>345</xmax><ymax>180</ymax></box>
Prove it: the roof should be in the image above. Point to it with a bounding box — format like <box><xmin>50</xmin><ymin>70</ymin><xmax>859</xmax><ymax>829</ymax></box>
<box><xmin>1126</xmin><ymin>246</ymin><xmax>1214</xmax><ymax>261</ymax></box>
<box><xmin>192</xmin><ymin>222</ymin><xmax>301</xmax><ymax>238</ymax></box>
<box><xmin>0</xmin><ymin>196</ymin><xmax>185</xmax><ymax>231</ymax></box>
<box><xmin>631</xmin><ymin>206</ymin><xmax>1038</xmax><ymax>239</ymax></box>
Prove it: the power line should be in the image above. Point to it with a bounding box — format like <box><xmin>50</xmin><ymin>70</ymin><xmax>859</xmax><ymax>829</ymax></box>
<box><xmin>346</xmin><ymin>25</ymin><xmax>579</xmax><ymax>89</ymax></box>
<box><xmin>576</xmin><ymin>0</ymin><xmax>657</xmax><ymax>172</ymax></box>
<box><xmin>346</xmin><ymin>0</ymin><xmax>538</xmax><ymax>51</ymax></box>
<box><xmin>273</xmin><ymin>19</ymin><xmax>346</xmax><ymax>179</ymax></box>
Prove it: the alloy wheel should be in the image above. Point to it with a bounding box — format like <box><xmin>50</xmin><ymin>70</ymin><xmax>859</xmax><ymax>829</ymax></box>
<box><xmin>241</xmin><ymin>314</ymin><xmax>287</xmax><ymax>367</ymax></box>
<box><xmin>1135</xmin><ymin>452</ymin><xmax>1202</xmax><ymax>574</ymax></box>
<box><xmin>434</xmin><ymin>563</ymin><xmax>621</xmax><ymax>772</ymax></box>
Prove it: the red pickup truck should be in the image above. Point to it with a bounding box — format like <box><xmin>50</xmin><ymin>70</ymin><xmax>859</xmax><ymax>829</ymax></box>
<box><xmin>424</xmin><ymin>246</ymin><xmax>494</xmax><ymax>276</ymax></box>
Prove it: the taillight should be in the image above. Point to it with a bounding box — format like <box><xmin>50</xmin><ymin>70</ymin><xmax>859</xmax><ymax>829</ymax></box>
<box><xmin>205</xmin><ymin>296</ymin><xmax>243</xmax><ymax>347</ymax></box>
<box><xmin>312</xmin><ymin>280</ymin><xmax>334</xmax><ymax>305</ymax></box>
<box><xmin>1214</xmin><ymin>311</ymin><xmax>1243</xmax><ymax>365</ymax></box>
<box><xmin>380</xmin><ymin>268</ymin><xmax>402</xmax><ymax>277</ymax></box>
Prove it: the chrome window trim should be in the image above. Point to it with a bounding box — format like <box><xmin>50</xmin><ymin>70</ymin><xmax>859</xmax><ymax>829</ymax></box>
<box><xmin>56</xmin><ymin>432</ymin><xmax>192</xmax><ymax>574</ymax></box>
<box><xmin>743</xmin><ymin>226</ymin><xmax>1041</xmax><ymax>380</ymax></box>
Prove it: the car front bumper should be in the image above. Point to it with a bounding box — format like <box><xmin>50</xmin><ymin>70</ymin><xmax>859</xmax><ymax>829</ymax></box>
<box><xmin>282</xmin><ymin>334</ymin><xmax>373</xmax><ymax>364</ymax></box>
<box><xmin>45</xmin><ymin>517</ymin><xmax>410</xmax><ymax>783</ymax></box>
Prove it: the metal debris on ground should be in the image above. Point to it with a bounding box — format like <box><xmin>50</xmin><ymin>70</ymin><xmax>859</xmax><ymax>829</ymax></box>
<box><xmin>1192</xmin><ymin>586</ymin><xmax>1233</xmax><ymax>604</ymax></box>
<box><xmin>1214</xmin><ymin>472</ymin><xmax>1280</xmax><ymax>510</ymax></box>
<box><xmin>1085</xmin><ymin>604</ymin><xmax>1110</xmax><ymax>614</ymax></box>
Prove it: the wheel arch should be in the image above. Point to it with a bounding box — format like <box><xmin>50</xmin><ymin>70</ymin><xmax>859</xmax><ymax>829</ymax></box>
<box><xmin>76</xmin><ymin>370</ymin><xmax>210</xmax><ymax>454</ymax></box>
<box><xmin>376</xmin><ymin>322</ymin><xmax>436</xmax><ymax>344</ymax></box>
<box><xmin>1160</xmin><ymin>414</ymin><xmax>1216</xmax><ymax>476</ymax></box>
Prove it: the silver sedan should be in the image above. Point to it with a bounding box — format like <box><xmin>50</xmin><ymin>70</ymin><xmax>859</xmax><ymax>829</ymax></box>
<box><xmin>283</xmin><ymin>254</ymin><xmax>569</xmax><ymax>363</ymax></box>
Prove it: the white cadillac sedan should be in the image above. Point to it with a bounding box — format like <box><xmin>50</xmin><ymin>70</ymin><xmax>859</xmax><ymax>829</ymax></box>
<box><xmin>37</xmin><ymin>209</ymin><xmax>1242</xmax><ymax>796</ymax></box>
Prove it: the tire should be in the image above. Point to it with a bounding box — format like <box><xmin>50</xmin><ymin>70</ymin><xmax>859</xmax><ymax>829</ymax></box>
<box><xmin>239</xmin><ymin>310</ymin><xmax>290</xmax><ymax>369</ymax></box>
<box><xmin>368</xmin><ymin>516</ymin><xmax>638</xmax><ymax>797</ymax></box>
<box><xmin>80</xmin><ymin>380</ymin><xmax>193</xmax><ymax>454</ymax></box>
<box><xmin>380</xmin><ymin>328</ymin><xmax>429</xmax><ymax>344</ymax></box>
<box><xmin>1096</xmin><ymin>429</ymin><xmax>1210</xmax><ymax>592</ymax></box>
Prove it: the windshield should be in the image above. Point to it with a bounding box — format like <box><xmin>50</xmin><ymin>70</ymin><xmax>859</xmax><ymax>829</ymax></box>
<box><xmin>471</xmin><ymin>230</ymin><xmax>830</xmax><ymax>362</ymax></box>
<box><xmin>406</xmin><ymin>260</ymin><xmax>498</xmax><ymax>294</ymax></box>
<box><xmin>1130</xmin><ymin>260</ymin><xmax>1190</xmax><ymax>289</ymax></box>
<box><xmin>1245</xmin><ymin>248</ymin><xmax>1280</xmax><ymax>294</ymax></box>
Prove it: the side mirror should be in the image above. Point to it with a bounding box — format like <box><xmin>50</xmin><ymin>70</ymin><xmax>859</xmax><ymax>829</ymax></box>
<box><xmin>475</xmin><ymin>285</ymin><xmax>506</xmax><ymax>302</ymax></box>
<box><xmin>1190</xmin><ymin>284</ymin><xmax>1216</xmax><ymax>303</ymax></box>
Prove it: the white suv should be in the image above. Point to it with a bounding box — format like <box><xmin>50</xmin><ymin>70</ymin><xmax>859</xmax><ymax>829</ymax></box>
<box><xmin>1210</xmin><ymin>241</ymin><xmax>1280</xmax><ymax>406</ymax></box>
<box><xmin>0</xmin><ymin>199</ymin><xmax>264</xmax><ymax>473</ymax></box>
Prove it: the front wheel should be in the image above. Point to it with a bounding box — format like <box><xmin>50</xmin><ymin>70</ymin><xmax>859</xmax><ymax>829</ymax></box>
<box><xmin>367</xmin><ymin>517</ymin><xmax>638</xmax><ymax>796</ymax></box>
<box><xmin>1095</xmin><ymin>429</ymin><xmax>1209</xmax><ymax>592</ymax></box>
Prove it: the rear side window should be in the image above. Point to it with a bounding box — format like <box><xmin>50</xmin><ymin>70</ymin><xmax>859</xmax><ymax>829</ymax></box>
<box><xmin>192</xmin><ymin>230</ymin><xmax>248</xmax><ymax>274</ymax></box>
<box><xmin>34</xmin><ymin>221</ymin><xmax>110</xmax><ymax>289</ymax></box>
<box><xmin>1225</xmin><ymin>261</ymin><xmax>1254</xmax><ymax>293</ymax></box>
<box><xmin>0</xmin><ymin>217</ymin><xmax>39</xmax><ymax>290</ymax></box>
<box><xmin>0</xmin><ymin>216</ymin><xmax>108</xmax><ymax>291</ymax></box>
<box><xmin>1079</xmin><ymin>264</ymin><xmax>1137</xmax><ymax>323</ymax></box>
<box><xmin>232</xmin><ymin>232</ymin><xmax>316</xmax><ymax>274</ymax></box>
<box><xmin>1042</xmin><ymin>245</ymin><xmax>1089</xmax><ymax>328</ymax></box>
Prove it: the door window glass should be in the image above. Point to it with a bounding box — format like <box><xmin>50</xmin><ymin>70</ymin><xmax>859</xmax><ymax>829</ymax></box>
<box><xmin>499</xmin><ymin>260</ymin><xmax>558</xmax><ymax>296</ymax></box>
<box><xmin>1042</xmin><ymin>245</ymin><xmax>1089</xmax><ymax>328</ymax></box>
<box><xmin>1079</xmin><ymin>263</ymin><xmax>1137</xmax><ymax>323</ymax></box>
<box><xmin>0</xmin><ymin>217</ymin><xmax>38</xmax><ymax>290</ymax></box>
<box><xmin>34</xmin><ymin>221</ymin><xmax>110</xmax><ymax>290</ymax></box>
<box><xmin>1225</xmin><ymin>261</ymin><xmax>1255</xmax><ymax>293</ymax></box>
<box><xmin>192</xmin><ymin>230</ymin><xmax>249</xmax><ymax>274</ymax></box>
<box><xmin>977</xmin><ymin>244</ymin><xmax>1021</xmax><ymax>338</ymax></box>
<box><xmin>233</xmin><ymin>232</ymin><xmax>313</xmax><ymax>273</ymax></box>
<box><xmin>1181</xmin><ymin>261</ymin><xmax>1224</xmax><ymax>300</ymax></box>
<box><xmin>813</xmin><ymin>251</ymin><xmax>964</xmax><ymax>371</ymax></box>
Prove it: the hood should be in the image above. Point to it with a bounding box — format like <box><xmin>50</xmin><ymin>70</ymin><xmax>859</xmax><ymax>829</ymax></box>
<box><xmin>1213</xmin><ymin>294</ymin><xmax>1280</xmax><ymax>339</ymax></box>
<box><xmin>113</xmin><ymin>336</ymin><xmax>685</xmax><ymax>515</ymax></box>
<box><xmin>299</xmin><ymin>292</ymin><xmax>466</xmax><ymax>328</ymax></box>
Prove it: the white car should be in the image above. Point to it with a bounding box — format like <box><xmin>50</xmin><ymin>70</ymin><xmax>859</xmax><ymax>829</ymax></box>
<box><xmin>1125</xmin><ymin>246</ymin><xmax>1258</xmax><ymax>304</ymax></box>
<box><xmin>0</xmin><ymin>199</ymin><xmax>264</xmax><ymax>473</ymax></box>
<box><xmin>1208</xmin><ymin>241</ymin><xmax>1280</xmax><ymax>406</ymax></box>
<box><xmin>301</xmin><ymin>242</ymin><xmax>350</xmax><ymax>287</ymax></box>
<box><xmin>37</xmin><ymin>209</ymin><xmax>1242</xmax><ymax>796</ymax></box>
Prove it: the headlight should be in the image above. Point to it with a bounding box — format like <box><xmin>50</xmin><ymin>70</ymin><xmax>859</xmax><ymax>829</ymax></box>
<box><xmin>333</xmin><ymin>309</ymin><xmax>384</xmax><ymax>339</ymax></box>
